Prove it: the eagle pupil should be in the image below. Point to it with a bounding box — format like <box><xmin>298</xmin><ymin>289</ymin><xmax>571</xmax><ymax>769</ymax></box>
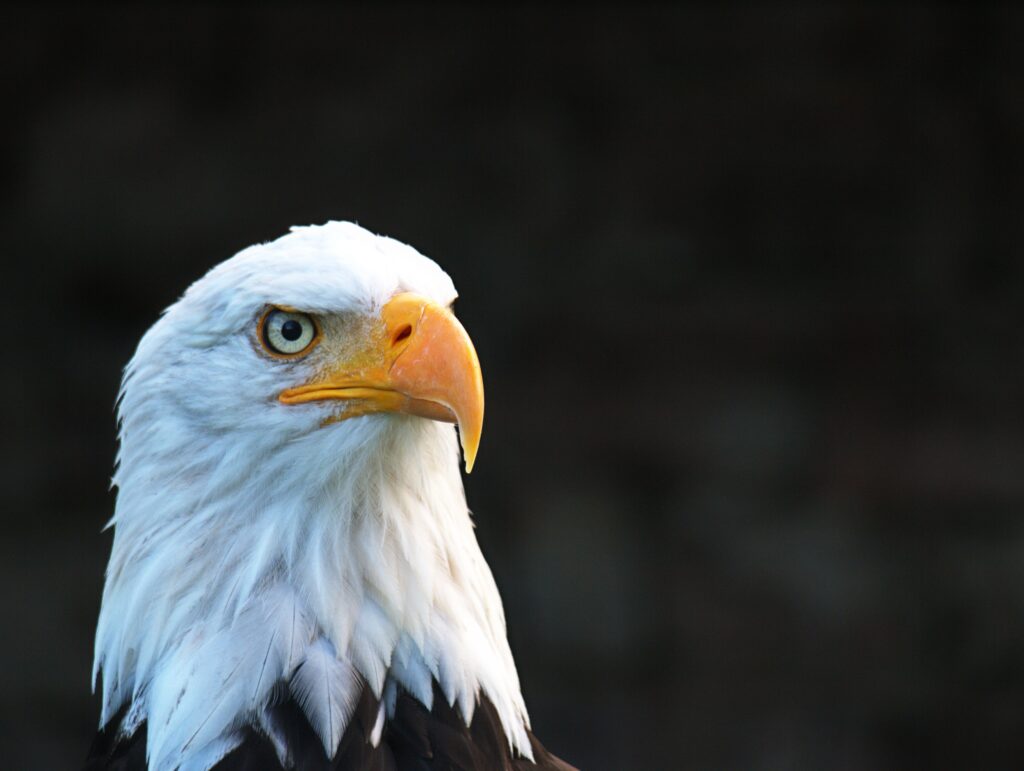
<box><xmin>281</xmin><ymin>319</ymin><xmax>303</xmax><ymax>341</ymax></box>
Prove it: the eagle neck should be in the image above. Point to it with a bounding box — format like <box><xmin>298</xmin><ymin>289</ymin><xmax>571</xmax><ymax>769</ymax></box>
<box><xmin>94</xmin><ymin>414</ymin><xmax>532</xmax><ymax>767</ymax></box>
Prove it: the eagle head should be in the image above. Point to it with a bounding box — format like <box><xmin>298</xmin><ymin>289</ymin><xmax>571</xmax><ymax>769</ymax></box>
<box><xmin>89</xmin><ymin>222</ymin><xmax>564</xmax><ymax>771</ymax></box>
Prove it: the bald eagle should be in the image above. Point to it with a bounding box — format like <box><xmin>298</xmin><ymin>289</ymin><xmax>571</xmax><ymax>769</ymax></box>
<box><xmin>85</xmin><ymin>223</ymin><xmax>576</xmax><ymax>771</ymax></box>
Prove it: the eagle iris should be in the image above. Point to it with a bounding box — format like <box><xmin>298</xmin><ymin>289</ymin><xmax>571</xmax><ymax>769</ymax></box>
<box><xmin>262</xmin><ymin>309</ymin><xmax>318</xmax><ymax>356</ymax></box>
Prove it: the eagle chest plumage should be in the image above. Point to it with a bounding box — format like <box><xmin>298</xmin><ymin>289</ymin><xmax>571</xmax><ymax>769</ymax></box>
<box><xmin>87</xmin><ymin>223</ymin><xmax>576</xmax><ymax>771</ymax></box>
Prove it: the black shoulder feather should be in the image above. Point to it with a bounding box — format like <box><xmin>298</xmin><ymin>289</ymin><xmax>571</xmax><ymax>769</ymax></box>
<box><xmin>85</xmin><ymin>681</ymin><xmax>577</xmax><ymax>771</ymax></box>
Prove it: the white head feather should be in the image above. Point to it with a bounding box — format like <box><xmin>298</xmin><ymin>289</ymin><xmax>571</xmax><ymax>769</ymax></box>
<box><xmin>92</xmin><ymin>222</ymin><xmax>532</xmax><ymax>770</ymax></box>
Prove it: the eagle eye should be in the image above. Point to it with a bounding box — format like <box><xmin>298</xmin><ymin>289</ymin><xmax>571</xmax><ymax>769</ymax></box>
<box><xmin>260</xmin><ymin>308</ymin><xmax>319</xmax><ymax>357</ymax></box>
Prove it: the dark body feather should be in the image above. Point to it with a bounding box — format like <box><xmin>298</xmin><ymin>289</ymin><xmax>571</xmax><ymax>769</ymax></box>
<box><xmin>85</xmin><ymin>681</ymin><xmax>576</xmax><ymax>771</ymax></box>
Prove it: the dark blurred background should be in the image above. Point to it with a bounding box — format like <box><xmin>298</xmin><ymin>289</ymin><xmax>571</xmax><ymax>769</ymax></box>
<box><xmin>3</xmin><ymin>5</ymin><xmax>1024</xmax><ymax>769</ymax></box>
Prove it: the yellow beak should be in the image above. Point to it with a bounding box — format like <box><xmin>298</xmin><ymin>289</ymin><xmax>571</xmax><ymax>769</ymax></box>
<box><xmin>278</xmin><ymin>293</ymin><xmax>484</xmax><ymax>472</ymax></box>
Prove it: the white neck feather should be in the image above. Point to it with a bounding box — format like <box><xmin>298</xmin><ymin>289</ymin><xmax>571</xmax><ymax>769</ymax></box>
<box><xmin>94</xmin><ymin>407</ymin><xmax>531</xmax><ymax>770</ymax></box>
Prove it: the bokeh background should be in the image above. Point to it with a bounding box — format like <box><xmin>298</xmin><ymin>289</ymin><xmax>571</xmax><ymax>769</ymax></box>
<box><xmin>3</xmin><ymin>5</ymin><xmax>1024</xmax><ymax>769</ymax></box>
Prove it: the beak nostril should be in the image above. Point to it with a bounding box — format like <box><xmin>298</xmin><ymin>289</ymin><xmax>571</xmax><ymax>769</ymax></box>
<box><xmin>392</xmin><ymin>324</ymin><xmax>413</xmax><ymax>346</ymax></box>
